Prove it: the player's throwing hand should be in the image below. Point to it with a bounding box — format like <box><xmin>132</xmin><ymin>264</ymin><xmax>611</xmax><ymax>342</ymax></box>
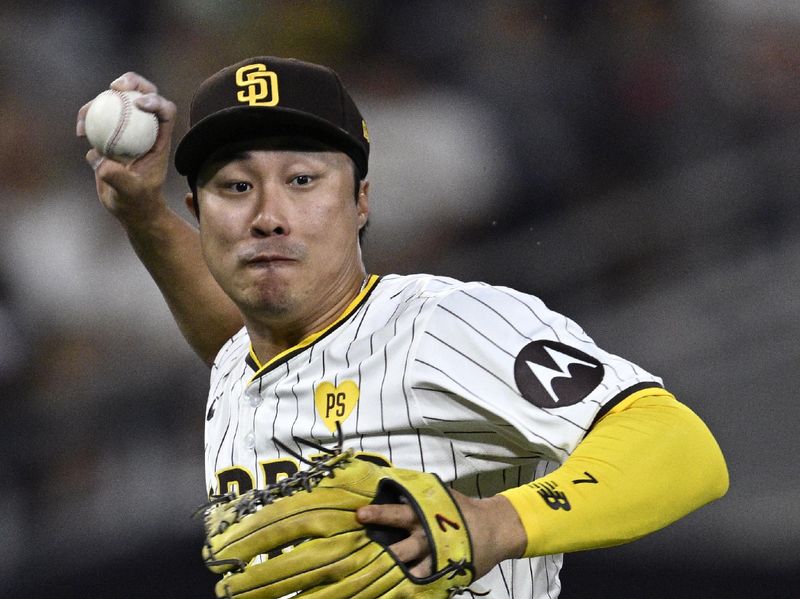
<box><xmin>77</xmin><ymin>72</ymin><xmax>177</xmax><ymax>222</ymax></box>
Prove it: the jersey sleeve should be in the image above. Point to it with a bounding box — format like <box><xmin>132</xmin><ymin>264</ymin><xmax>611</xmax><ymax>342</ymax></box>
<box><xmin>409</xmin><ymin>282</ymin><xmax>663</xmax><ymax>459</ymax></box>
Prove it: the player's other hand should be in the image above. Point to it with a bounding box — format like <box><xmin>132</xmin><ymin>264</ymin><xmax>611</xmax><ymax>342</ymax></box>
<box><xmin>356</xmin><ymin>488</ymin><xmax>527</xmax><ymax>580</ymax></box>
<box><xmin>77</xmin><ymin>72</ymin><xmax>177</xmax><ymax>224</ymax></box>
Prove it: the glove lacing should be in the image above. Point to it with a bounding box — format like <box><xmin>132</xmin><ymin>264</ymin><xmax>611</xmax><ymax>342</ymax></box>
<box><xmin>199</xmin><ymin>424</ymin><xmax>351</xmax><ymax>573</ymax></box>
<box><xmin>448</xmin><ymin>586</ymin><xmax>491</xmax><ymax>598</ymax></box>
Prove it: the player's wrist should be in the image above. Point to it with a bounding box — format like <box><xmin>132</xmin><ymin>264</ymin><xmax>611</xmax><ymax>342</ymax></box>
<box><xmin>113</xmin><ymin>191</ymin><xmax>171</xmax><ymax>231</ymax></box>
<box><xmin>454</xmin><ymin>492</ymin><xmax>527</xmax><ymax>578</ymax></box>
<box><xmin>482</xmin><ymin>494</ymin><xmax>527</xmax><ymax>561</ymax></box>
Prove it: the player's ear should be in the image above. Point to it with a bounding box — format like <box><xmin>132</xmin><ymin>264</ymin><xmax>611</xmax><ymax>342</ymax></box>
<box><xmin>184</xmin><ymin>191</ymin><xmax>200</xmax><ymax>221</ymax></box>
<box><xmin>357</xmin><ymin>180</ymin><xmax>369</xmax><ymax>229</ymax></box>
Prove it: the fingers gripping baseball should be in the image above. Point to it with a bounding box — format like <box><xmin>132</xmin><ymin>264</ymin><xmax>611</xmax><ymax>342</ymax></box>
<box><xmin>76</xmin><ymin>72</ymin><xmax>169</xmax><ymax>137</ymax></box>
<box><xmin>78</xmin><ymin>72</ymin><xmax>177</xmax><ymax>221</ymax></box>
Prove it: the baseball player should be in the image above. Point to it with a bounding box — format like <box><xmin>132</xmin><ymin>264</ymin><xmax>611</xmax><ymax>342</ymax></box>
<box><xmin>77</xmin><ymin>57</ymin><xmax>728</xmax><ymax>598</ymax></box>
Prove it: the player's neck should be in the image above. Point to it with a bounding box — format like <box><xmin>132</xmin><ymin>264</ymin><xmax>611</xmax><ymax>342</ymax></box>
<box><xmin>245</xmin><ymin>269</ymin><xmax>369</xmax><ymax>366</ymax></box>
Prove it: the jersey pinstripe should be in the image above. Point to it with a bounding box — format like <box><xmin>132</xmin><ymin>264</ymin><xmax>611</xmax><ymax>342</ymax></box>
<box><xmin>204</xmin><ymin>273</ymin><xmax>663</xmax><ymax>598</ymax></box>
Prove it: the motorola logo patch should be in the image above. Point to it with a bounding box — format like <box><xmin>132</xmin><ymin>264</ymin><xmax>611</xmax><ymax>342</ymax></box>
<box><xmin>514</xmin><ymin>340</ymin><xmax>604</xmax><ymax>408</ymax></box>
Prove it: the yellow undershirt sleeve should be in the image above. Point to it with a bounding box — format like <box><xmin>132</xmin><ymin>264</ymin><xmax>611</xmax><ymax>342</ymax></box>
<box><xmin>500</xmin><ymin>388</ymin><xmax>729</xmax><ymax>557</ymax></box>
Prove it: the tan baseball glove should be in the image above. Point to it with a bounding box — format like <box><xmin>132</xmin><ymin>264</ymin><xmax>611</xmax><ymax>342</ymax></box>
<box><xmin>201</xmin><ymin>441</ymin><xmax>475</xmax><ymax>598</ymax></box>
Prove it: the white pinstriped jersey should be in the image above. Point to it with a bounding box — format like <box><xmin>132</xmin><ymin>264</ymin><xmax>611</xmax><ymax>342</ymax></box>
<box><xmin>204</xmin><ymin>273</ymin><xmax>663</xmax><ymax>598</ymax></box>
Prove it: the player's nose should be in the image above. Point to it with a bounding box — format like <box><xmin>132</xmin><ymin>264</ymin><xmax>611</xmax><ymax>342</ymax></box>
<box><xmin>249</xmin><ymin>183</ymin><xmax>289</xmax><ymax>237</ymax></box>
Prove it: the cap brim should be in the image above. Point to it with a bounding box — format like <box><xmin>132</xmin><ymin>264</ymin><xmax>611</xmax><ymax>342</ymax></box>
<box><xmin>175</xmin><ymin>105</ymin><xmax>367</xmax><ymax>180</ymax></box>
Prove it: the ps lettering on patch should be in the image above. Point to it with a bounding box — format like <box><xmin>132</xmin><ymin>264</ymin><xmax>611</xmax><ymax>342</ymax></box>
<box><xmin>514</xmin><ymin>340</ymin><xmax>603</xmax><ymax>408</ymax></box>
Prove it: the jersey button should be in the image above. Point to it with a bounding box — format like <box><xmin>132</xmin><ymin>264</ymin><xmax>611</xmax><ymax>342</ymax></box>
<box><xmin>249</xmin><ymin>394</ymin><xmax>263</xmax><ymax>408</ymax></box>
<box><xmin>244</xmin><ymin>432</ymin><xmax>256</xmax><ymax>449</ymax></box>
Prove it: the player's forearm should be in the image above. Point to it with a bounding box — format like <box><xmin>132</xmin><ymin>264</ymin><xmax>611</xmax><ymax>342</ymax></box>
<box><xmin>500</xmin><ymin>389</ymin><xmax>729</xmax><ymax>557</ymax></box>
<box><xmin>123</xmin><ymin>203</ymin><xmax>243</xmax><ymax>365</ymax></box>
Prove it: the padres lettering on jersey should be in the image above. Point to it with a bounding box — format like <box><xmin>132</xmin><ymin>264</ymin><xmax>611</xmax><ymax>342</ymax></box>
<box><xmin>204</xmin><ymin>273</ymin><xmax>662</xmax><ymax>599</ymax></box>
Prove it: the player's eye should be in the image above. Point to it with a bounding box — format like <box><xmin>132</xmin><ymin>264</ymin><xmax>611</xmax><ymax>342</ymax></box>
<box><xmin>228</xmin><ymin>181</ymin><xmax>252</xmax><ymax>193</ymax></box>
<box><xmin>290</xmin><ymin>174</ymin><xmax>313</xmax><ymax>186</ymax></box>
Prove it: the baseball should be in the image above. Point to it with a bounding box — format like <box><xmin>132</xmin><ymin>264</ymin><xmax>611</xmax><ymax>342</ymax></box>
<box><xmin>84</xmin><ymin>90</ymin><xmax>158</xmax><ymax>160</ymax></box>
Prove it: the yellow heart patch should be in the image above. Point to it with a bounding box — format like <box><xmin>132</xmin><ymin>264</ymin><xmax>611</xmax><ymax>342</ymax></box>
<box><xmin>314</xmin><ymin>381</ymin><xmax>359</xmax><ymax>433</ymax></box>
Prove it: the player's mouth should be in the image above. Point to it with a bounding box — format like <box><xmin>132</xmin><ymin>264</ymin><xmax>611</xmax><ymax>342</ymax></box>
<box><xmin>244</xmin><ymin>254</ymin><xmax>297</xmax><ymax>267</ymax></box>
<box><xmin>238</xmin><ymin>242</ymin><xmax>306</xmax><ymax>269</ymax></box>
<box><xmin>239</xmin><ymin>245</ymin><xmax>303</xmax><ymax>268</ymax></box>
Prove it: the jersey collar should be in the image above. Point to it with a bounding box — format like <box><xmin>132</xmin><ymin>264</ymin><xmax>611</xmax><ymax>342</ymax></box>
<box><xmin>245</xmin><ymin>274</ymin><xmax>381</xmax><ymax>382</ymax></box>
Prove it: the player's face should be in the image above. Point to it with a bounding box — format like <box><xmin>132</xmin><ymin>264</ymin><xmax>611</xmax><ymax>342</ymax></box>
<box><xmin>195</xmin><ymin>147</ymin><xmax>368</xmax><ymax>324</ymax></box>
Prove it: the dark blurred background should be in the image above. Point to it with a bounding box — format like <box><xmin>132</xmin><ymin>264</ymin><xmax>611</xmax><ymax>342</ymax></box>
<box><xmin>1</xmin><ymin>1</ymin><xmax>798</xmax><ymax>597</ymax></box>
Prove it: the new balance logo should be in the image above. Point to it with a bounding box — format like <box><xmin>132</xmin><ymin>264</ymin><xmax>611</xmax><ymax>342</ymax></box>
<box><xmin>534</xmin><ymin>481</ymin><xmax>571</xmax><ymax>511</ymax></box>
<box><xmin>206</xmin><ymin>396</ymin><xmax>219</xmax><ymax>421</ymax></box>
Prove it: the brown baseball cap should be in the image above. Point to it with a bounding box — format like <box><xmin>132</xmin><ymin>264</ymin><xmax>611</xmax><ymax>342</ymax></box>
<box><xmin>175</xmin><ymin>56</ymin><xmax>370</xmax><ymax>183</ymax></box>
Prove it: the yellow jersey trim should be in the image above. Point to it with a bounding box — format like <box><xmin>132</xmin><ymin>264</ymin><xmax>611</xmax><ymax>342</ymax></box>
<box><xmin>247</xmin><ymin>275</ymin><xmax>380</xmax><ymax>382</ymax></box>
